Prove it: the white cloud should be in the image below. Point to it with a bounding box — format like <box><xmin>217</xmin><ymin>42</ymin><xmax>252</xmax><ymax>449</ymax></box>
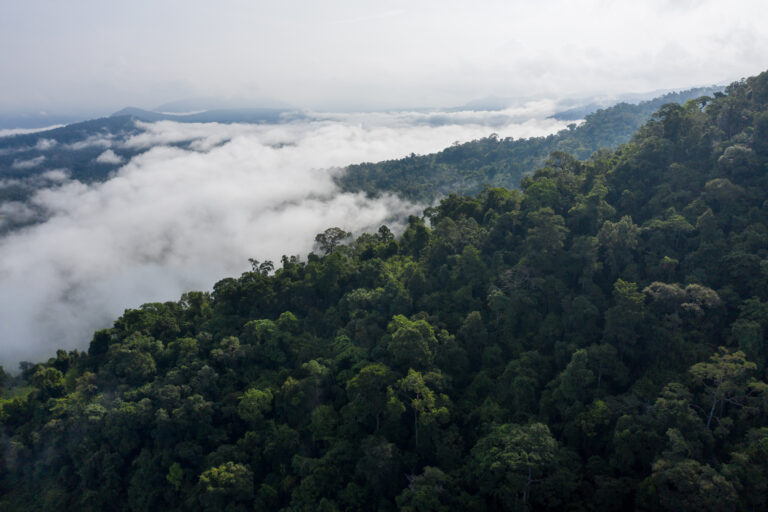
<box><xmin>0</xmin><ymin>125</ymin><xmax>64</xmax><ymax>138</ymax></box>
<box><xmin>35</xmin><ymin>138</ymin><xmax>57</xmax><ymax>150</ymax></box>
<box><xmin>40</xmin><ymin>169</ymin><xmax>70</xmax><ymax>182</ymax></box>
<box><xmin>11</xmin><ymin>155</ymin><xmax>45</xmax><ymax>169</ymax></box>
<box><xmin>0</xmin><ymin>110</ymin><xmax>569</xmax><ymax>367</ymax></box>
<box><xmin>0</xmin><ymin>169</ymin><xmax>69</xmax><ymax>191</ymax></box>
<box><xmin>0</xmin><ymin>201</ymin><xmax>37</xmax><ymax>227</ymax></box>
<box><xmin>0</xmin><ymin>201</ymin><xmax>40</xmax><ymax>231</ymax></box>
<box><xmin>95</xmin><ymin>149</ymin><xmax>124</xmax><ymax>164</ymax></box>
<box><xmin>0</xmin><ymin>178</ymin><xmax>22</xmax><ymax>188</ymax></box>
<box><xmin>66</xmin><ymin>135</ymin><xmax>113</xmax><ymax>150</ymax></box>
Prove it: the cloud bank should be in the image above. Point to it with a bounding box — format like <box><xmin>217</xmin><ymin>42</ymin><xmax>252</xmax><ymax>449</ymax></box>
<box><xmin>2</xmin><ymin>0</ymin><xmax>765</xmax><ymax>112</ymax></box>
<box><xmin>0</xmin><ymin>126</ymin><xmax>65</xmax><ymax>138</ymax></box>
<box><xmin>0</xmin><ymin>110</ymin><xmax>570</xmax><ymax>367</ymax></box>
<box><xmin>95</xmin><ymin>149</ymin><xmax>123</xmax><ymax>164</ymax></box>
<box><xmin>11</xmin><ymin>155</ymin><xmax>46</xmax><ymax>169</ymax></box>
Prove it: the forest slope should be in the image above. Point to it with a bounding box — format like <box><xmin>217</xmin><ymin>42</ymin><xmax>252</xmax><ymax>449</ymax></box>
<box><xmin>1</xmin><ymin>74</ymin><xmax>768</xmax><ymax>511</ymax></box>
<box><xmin>337</xmin><ymin>86</ymin><xmax>721</xmax><ymax>202</ymax></box>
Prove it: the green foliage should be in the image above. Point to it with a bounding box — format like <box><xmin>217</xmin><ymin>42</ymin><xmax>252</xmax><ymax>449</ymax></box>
<box><xmin>314</xmin><ymin>227</ymin><xmax>352</xmax><ymax>255</ymax></box>
<box><xmin>385</xmin><ymin>315</ymin><xmax>439</xmax><ymax>370</ymax></box>
<box><xmin>471</xmin><ymin>422</ymin><xmax>558</xmax><ymax>506</ymax></box>
<box><xmin>3</xmin><ymin>71</ymin><xmax>768</xmax><ymax>510</ymax></box>
<box><xmin>237</xmin><ymin>388</ymin><xmax>274</xmax><ymax>423</ymax></box>
<box><xmin>197</xmin><ymin>462</ymin><xmax>254</xmax><ymax>511</ymax></box>
<box><xmin>167</xmin><ymin>462</ymin><xmax>183</xmax><ymax>491</ymax></box>
<box><xmin>336</xmin><ymin>86</ymin><xmax>723</xmax><ymax>203</ymax></box>
<box><xmin>644</xmin><ymin>429</ymin><xmax>738</xmax><ymax>512</ymax></box>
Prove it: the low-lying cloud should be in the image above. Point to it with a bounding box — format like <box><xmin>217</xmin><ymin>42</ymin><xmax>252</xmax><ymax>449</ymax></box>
<box><xmin>66</xmin><ymin>135</ymin><xmax>114</xmax><ymax>151</ymax></box>
<box><xmin>0</xmin><ymin>109</ymin><xmax>570</xmax><ymax>367</ymax></box>
<box><xmin>95</xmin><ymin>149</ymin><xmax>124</xmax><ymax>164</ymax></box>
<box><xmin>0</xmin><ymin>125</ymin><xmax>65</xmax><ymax>138</ymax></box>
<box><xmin>11</xmin><ymin>155</ymin><xmax>46</xmax><ymax>169</ymax></box>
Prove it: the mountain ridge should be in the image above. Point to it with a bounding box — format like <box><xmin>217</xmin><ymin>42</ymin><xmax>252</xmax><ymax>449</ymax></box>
<box><xmin>1</xmin><ymin>70</ymin><xmax>767</xmax><ymax>511</ymax></box>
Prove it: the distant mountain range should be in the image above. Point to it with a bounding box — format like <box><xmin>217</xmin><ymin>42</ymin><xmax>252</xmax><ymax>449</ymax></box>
<box><xmin>455</xmin><ymin>86</ymin><xmax>723</xmax><ymax>114</ymax></box>
<box><xmin>0</xmin><ymin>84</ymin><xmax>726</xmax><ymax>233</ymax></box>
<box><xmin>338</xmin><ymin>85</ymin><xmax>725</xmax><ymax>202</ymax></box>
<box><xmin>110</xmin><ymin>106</ymin><xmax>303</xmax><ymax>124</ymax></box>
<box><xmin>549</xmin><ymin>86</ymin><xmax>724</xmax><ymax>121</ymax></box>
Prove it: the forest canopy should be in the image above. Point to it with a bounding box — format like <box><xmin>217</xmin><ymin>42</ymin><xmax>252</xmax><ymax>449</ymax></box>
<box><xmin>336</xmin><ymin>86</ymin><xmax>721</xmax><ymax>203</ymax></box>
<box><xmin>1</xmin><ymin>73</ymin><xmax>768</xmax><ymax>511</ymax></box>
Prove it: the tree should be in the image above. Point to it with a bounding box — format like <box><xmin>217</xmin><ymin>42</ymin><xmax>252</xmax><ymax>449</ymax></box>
<box><xmin>345</xmin><ymin>363</ymin><xmax>395</xmax><ymax>433</ymax></box>
<box><xmin>525</xmin><ymin>207</ymin><xmax>569</xmax><ymax>264</ymax></box>
<box><xmin>314</xmin><ymin>227</ymin><xmax>352</xmax><ymax>255</ymax></box>
<box><xmin>0</xmin><ymin>365</ymin><xmax>9</xmax><ymax>390</ymax></box>
<box><xmin>29</xmin><ymin>366</ymin><xmax>64</xmax><ymax>399</ymax></box>
<box><xmin>388</xmin><ymin>370</ymin><xmax>450</xmax><ymax>449</ymax></box>
<box><xmin>644</xmin><ymin>429</ymin><xmax>738</xmax><ymax>512</ymax></box>
<box><xmin>543</xmin><ymin>349</ymin><xmax>595</xmax><ymax>423</ymax></box>
<box><xmin>597</xmin><ymin>215</ymin><xmax>640</xmax><ymax>276</ymax></box>
<box><xmin>470</xmin><ymin>423</ymin><xmax>557</xmax><ymax>507</ymax></box>
<box><xmin>384</xmin><ymin>315</ymin><xmax>439</xmax><ymax>371</ymax></box>
<box><xmin>355</xmin><ymin>436</ymin><xmax>399</xmax><ymax>497</ymax></box>
<box><xmin>688</xmin><ymin>347</ymin><xmax>766</xmax><ymax>432</ymax></box>
<box><xmin>166</xmin><ymin>462</ymin><xmax>184</xmax><ymax>491</ymax></box>
<box><xmin>237</xmin><ymin>388</ymin><xmax>273</xmax><ymax>424</ymax></box>
<box><xmin>722</xmin><ymin>427</ymin><xmax>768</xmax><ymax>511</ymax></box>
<box><xmin>603</xmin><ymin>279</ymin><xmax>645</xmax><ymax>363</ymax></box>
<box><xmin>396</xmin><ymin>466</ymin><xmax>454</xmax><ymax>512</ymax></box>
<box><xmin>197</xmin><ymin>462</ymin><xmax>254</xmax><ymax>512</ymax></box>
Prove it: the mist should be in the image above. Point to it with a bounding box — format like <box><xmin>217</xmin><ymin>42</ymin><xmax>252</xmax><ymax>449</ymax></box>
<box><xmin>3</xmin><ymin>0</ymin><xmax>766</xmax><ymax>114</ymax></box>
<box><xmin>0</xmin><ymin>108</ymin><xmax>571</xmax><ymax>367</ymax></box>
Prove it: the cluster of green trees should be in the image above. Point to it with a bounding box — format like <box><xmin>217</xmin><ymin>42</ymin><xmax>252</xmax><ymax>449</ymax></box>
<box><xmin>2</xmin><ymin>72</ymin><xmax>768</xmax><ymax>511</ymax></box>
<box><xmin>337</xmin><ymin>86</ymin><xmax>721</xmax><ymax>203</ymax></box>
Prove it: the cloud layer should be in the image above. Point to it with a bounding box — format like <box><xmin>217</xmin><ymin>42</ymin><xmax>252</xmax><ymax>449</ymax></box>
<box><xmin>0</xmin><ymin>110</ymin><xmax>570</xmax><ymax>367</ymax></box>
<box><xmin>0</xmin><ymin>126</ymin><xmax>65</xmax><ymax>138</ymax></box>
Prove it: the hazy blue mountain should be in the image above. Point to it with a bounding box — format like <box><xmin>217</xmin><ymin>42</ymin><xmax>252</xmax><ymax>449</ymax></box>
<box><xmin>0</xmin><ymin>116</ymin><xmax>146</xmax><ymax>232</ymax></box>
<box><xmin>110</xmin><ymin>106</ymin><xmax>303</xmax><ymax>124</ymax></box>
<box><xmin>0</xmin><ymin>84</ymin><xmax>727</xmax><ymax>234</ymax></box>
<box><xmin>550</xmin><ymin>85</ymin><xmax>723</xmax><ymax>120</ymax></box>
<box><xmin>338</xmin><ymin>85</ymin><xmax>725</xmax><ymax>202</ymax></box>
<box><xmin>0</xmin><ymin>116</ymin><xmax>139</xmax><ymax>180</ymax></box>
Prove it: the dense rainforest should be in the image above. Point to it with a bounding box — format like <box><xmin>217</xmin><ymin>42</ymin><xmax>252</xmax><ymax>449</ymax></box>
<box><xmin>337</xmin><ymin>86</ymin><xmax>720</xmax><ymax>202</ymax></box>
<box><xmin>2</xmin><ymin>72</ymin><xmax>768</xmax><ymax>511</ymax></box>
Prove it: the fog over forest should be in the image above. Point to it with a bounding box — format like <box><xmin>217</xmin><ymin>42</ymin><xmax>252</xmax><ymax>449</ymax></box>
<box><xmin>0</xmin><ymin>106</ymin><xmax>570</xmax><ymax>366</ymax></box>
<box><xmin>4</xmin><ymin>0</ymin><xmax>768</xmax><ymax>508</ymax></box>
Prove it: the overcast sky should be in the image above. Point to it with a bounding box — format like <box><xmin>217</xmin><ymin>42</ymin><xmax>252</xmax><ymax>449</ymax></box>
<box><xmin>1</xmin><ymin>1</ymin><xmax>767</xmax><ymax>113</ymax></box>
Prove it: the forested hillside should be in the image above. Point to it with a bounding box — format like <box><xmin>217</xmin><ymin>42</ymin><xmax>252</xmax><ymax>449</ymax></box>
<box><xmin>337</xmin><ymin>86</ymin><xmax>721</xmax><ymax>202</ymax></box>
<box><xmin>0</xmin><ymin>116</ymin><xmax>143</xmax><ymax>232</ymax></box>
<box><xmin>2</xmin><ymin>72</ymin><xmax>768</xmax><ymax>511</ymax></box>
<box><xmin>0</xmin><ymin>116</ymin><xmax>140</xmax><ymax>183</ymax></box>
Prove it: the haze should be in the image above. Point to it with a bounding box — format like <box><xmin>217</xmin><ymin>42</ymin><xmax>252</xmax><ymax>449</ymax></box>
<box><xmin>0</xmin><ymin>109</ymin><xmax>570</xmax><ymax>366</ymax></box>
<box><xmin>1</xmin><ymin>0</ymin><xmax>767</xmax><ymax>115</ymax></box>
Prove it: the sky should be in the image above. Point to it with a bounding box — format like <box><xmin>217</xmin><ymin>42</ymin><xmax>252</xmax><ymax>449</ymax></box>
<box><xmin>1</xmin><ymin>0</ymin><xmax>767</xmax><ymax>114</ymax></box>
